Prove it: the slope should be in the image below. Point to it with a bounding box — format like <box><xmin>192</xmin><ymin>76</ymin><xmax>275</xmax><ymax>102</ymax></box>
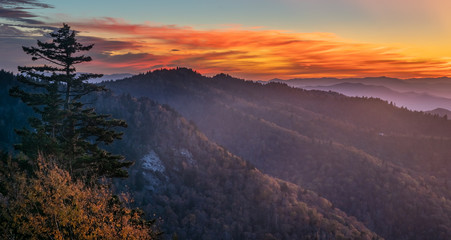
<box><xmin>95</xmin><ymin>93</ymin><xmax>381</xmax><ymax>240</ymax></box>
<box><xmin>0</xmin><ymin>71</ymin><xmax>380</xmax><ymax>239</ymax></box>
<box><xmin>105</xmin><ymin>68</ymin><xmax>451</xmax><ymax>240</ymax></box>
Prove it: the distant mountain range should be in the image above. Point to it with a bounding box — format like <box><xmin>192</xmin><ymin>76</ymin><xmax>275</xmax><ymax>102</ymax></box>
<box><xmin>104</xmin><ymin>68</ymin><xmax>451</xmax><ymax>240</ymax></box>
<box><xmin>3</xmin><ymin>68</ymin><xmax>451</xmax><ymax>239</ymax></box>
<box><xmin>271</xmin><ymin>77</ymin><xmax>451</xmax><ymax>112</ymax></box>
<box><xmin>426</xmin><ymin>108</ymin><xmax>451</xmax><ymax>117</ymax></box>
<box><xmin>0</xmin><ymin>70</ymin><xmax>380</xmax><ymax>239</ymax></box>
<box><xmin>303</xmin><ymin>82</ymin><xmax>451</xmax><ymax>112</ymax></box>
<box><xmin>87</xmin><ymin>73</ymin><xmax>133</xmax><ymax>83</ymax></box>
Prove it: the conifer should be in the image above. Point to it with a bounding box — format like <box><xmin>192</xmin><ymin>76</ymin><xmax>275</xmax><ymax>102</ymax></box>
<box><xmin>9</xmin><ymin>24</ymin><xmax>132</xmax><ymax>179</ymax></box>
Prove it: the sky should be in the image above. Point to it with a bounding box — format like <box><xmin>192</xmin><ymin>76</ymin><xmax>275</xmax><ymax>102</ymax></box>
<box><xmin>1</xmin><ymin>0</ymin><xmax>451</xmax><ymax>80</ymax></box>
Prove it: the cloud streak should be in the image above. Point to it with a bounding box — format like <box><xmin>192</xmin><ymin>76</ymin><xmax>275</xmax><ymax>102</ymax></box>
<box><xmin>0</xmin><ymin>0</ymin><xmax>52</xmax><ymax>24</ymax></box>
<box><xmin>3</xmin><ymin>14</ymin><xmax>451</xmax><ymax>80</ymax></box>
<box><xmin>67</xmin><ymin>18</ymin><xmax>451</xmax><ymax>79</ymax></box>
<box><xmin>0</xmin><ymin>0</ymin><xmax>53</xmax><ymax>9</ymax></box>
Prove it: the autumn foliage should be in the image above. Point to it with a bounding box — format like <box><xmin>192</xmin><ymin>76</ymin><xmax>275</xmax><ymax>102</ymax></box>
<box><xmin>0</xmin><ymin>155</ymin><xmax>157</xmax><ymax>239</ymax></box>
<box><xmin>0</xmin><ymin>24</ymin><xmax>158</xmax><ymax>239</ymax></box>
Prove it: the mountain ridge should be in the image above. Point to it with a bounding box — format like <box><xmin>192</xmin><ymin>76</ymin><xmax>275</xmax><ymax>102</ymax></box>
<box><xmin>301</xmin><ymin>82</ymin><xmax>451</xmax><ymax>111</ymax></box>
<box><xmin>104</xmin><ymin>68</ymin><xmax>451</xmax><ymax>239</ymax></box>
<box><xmin>0</xmin><ymin>70</ymin><xmax>381</xmax><ymax>239</ymax></box>
<box><xmin>3</xmin><ymin>68</ymin><xmax>451</xmax><ymax>239</ymax></box>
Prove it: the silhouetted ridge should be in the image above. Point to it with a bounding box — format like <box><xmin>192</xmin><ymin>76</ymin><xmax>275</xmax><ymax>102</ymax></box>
<box><xmin>105</xmin><ymin>68</ymin><xmax>451</xmax><ymax>240</ymax></box>
<box><xmin>0</xmin><ymin>70</ymin><xmax>381</xmax><ymax>239</ymax></box>
<box><xmin>4</xmin><ymin>68</ymin><xmax>451</xmax><ymax>239</ymax></box>
<box><xmin>143</xmin><ymin>67</ymin><xmax>203</xmax><ymax>80</ymax></box>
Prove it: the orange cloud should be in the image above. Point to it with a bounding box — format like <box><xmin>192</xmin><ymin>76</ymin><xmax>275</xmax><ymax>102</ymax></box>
<box><xmin>70</xmin><ymin>18</ymin><xmax>451</xmax><ymax>80</ymax></box>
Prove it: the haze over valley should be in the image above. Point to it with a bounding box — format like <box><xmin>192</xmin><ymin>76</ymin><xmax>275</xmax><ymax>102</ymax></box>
<box><xmin>271</xmin><ymin>77</ymin><xmax>451</xmax><ymax>112</ymax></box>
<box><xmin>1</xmin><ymin>0</ymin><xmax>451</xmax><ymax>239</ymax></box>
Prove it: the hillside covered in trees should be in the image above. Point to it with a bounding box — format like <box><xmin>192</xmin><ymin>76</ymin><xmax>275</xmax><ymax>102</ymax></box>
<box><xmin>104</xmin><ymin>68</ymin><xmax>451</xmax><ymax>240</ymax></box>
<box><xmin>0</xmin><ymin>70</ymin><xmax>380</xmax><ymax>239</ymax></box>
<box><xmin>96</xmin><ymin>93</ymin><xmax>381</xmax><ymax>239</ymax></box>
<box><xmin>3</xmin><ymin>66</ymin><xmax>451</xmax><ymax>239</ymax></box>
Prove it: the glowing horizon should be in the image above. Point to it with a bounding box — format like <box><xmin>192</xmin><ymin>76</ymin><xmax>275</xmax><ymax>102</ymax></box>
<box><xmin>61</xmin><ymin>18</ymin><xmax>451</xmax><ymax>80</ymax></box>
<box><xmin>1</xmin><ymin>0</ymin><xmax>451</xmax><ymax>80</ymax></box>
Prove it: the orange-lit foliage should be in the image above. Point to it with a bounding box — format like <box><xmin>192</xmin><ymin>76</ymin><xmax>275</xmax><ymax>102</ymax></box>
<box><xmin>0</xmin><ymin>155</ymin><xmax>158</xmax><ymax>240</ymax></box>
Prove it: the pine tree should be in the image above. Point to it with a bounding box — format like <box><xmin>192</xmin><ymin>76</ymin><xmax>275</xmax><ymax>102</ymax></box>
<box><xmin>9</xmin><ymin>24</ymin><xmax>132</xmax><ymax>179</ymax></box>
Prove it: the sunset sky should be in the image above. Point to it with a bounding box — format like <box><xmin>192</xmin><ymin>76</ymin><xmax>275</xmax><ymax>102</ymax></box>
<box><xmin>1</xmin><ymin>0</ymin><xmax>451</xmax><ymax>80</ymax></box>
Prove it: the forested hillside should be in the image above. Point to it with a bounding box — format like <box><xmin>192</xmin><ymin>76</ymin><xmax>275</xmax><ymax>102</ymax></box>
<box><xmin>105</xmin><ymin>68</ymin><xmax>451</xmax><ymax>240</ymax></box>
<box><xmin>3</xmin><ymin>68</ymin><xmax>451</xmax><ymax>239</ymax></box>
<box><xmin>0</xmin><ymin>70</ymin><xmax>33</xmax><ymax>151</ymax></box>
<box><xmin>0</xmin><ymin>70</ymin><xmax>381</xmax><ymax>239</ymax></box>
<box><xmin>96</xmin><ymin>93</ymin><xmax>380</xmax><ymax>239</ymax></box>
<box><xmin>1</xmin><ymin>1</ymin><xmax>450</xmax><ymax>239</ymax></box>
